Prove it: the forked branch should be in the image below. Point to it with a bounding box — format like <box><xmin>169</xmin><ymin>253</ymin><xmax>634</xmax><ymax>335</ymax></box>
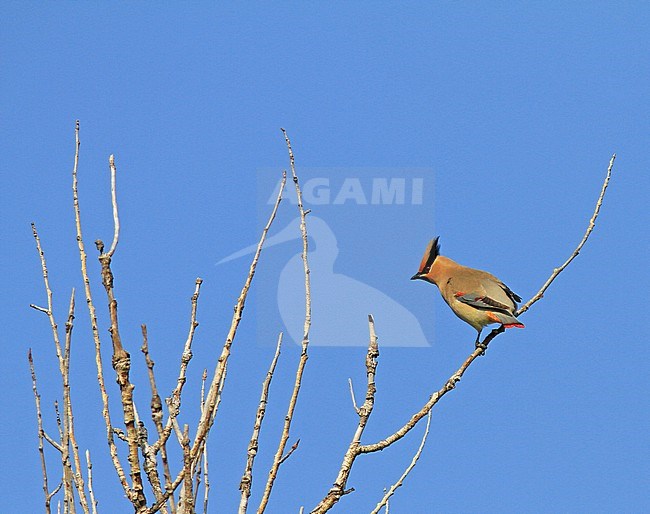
<box><xmin>95</xmin><ymin>153</ymin><xmax>148</xmax><ymax>511</ymax></box>
<box><xmin>312</xmin><ymin>155</ymin><xmax>616</xmax><ymax>512</ymax></box>
<box><xmin>71</xmin><ymin>121</ymin><xmax>133</xmax><ymax>505</ymax></box>
<box><xmin>238</xmin><ymin>333</ymin><xmax>283</xmax><ymax>514</ymax></box>
<box><xmin>359</xmin><ymin>154</ymin><xmax>616</xmax><ymax>455</ymax></box>
<box><xmin>258</xmin><ymin>129</ymin><xmax>312</xmax><ymax>514</ymax></box>
<box><xmin>370</xmin><ymin>409</ymin><xmax>432</xmax><ymax>514</ymax></box>
<box><xmin>147</xmin><ymin>170</ymin><xmax>288</xmax><ymax>514</ymax></box>
<box><xmin>311</xmin><ymin>315</ymin><xmax>379</xmax><ymax>513</ymax></box>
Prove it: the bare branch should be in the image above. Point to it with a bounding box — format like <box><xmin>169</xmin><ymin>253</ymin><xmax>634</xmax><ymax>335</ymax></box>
<box><xmin>360</xmin><ymin>155</ymin><xmax>617</xmax><ymax>457</ymax></box>
<box><xmin>370</xmin><ymin>410</ymin><xmax>432</xmax><ymax>514</ymax></box>
<box><xmin>310</xmin><ymin>156</ymin><xmax>619</xmax><ymax>511</ymax></box>
<box><xmin>178</xmin><ymin>426</ymin><xmax>194</xmax><ymax>513</ymax></box>
<box><xmin>359</xmin><ymin>327</ymin><xmax>495</xmax><ymax>456</ymax></box>
<box><xmin>54</xmin><ymin>401</ymin><xmax>63</xmax><ymax>447</ymax></box>
<box><xmin>160</xmin><ymin>279</ymin><xmax>203</xmax><ymax>447</ymax></box>
<box><xmin>44</xmin><ymin>430</ymin><xmax>64</xmax><ymax>453</ymax></box>
<box><xmin>29</xmin><ymin>223</ymin><xmax>63</xmax><ymax>364</ymax></box>
<box><xmin>86</xmin><ymin>450</ymin><xmax>98</xmax><ymax>514</ymax></box>
<box><xmin>200</xmin><ymin>369</ymin><xmax>207</xmax><ymax>410</ymax></box>
<box><xmin>138</xmin><ymin>419</ymin><xmax>168</xmax><ymax>512</ymax></box>
<box><xmin>31</xmin><ymin>222</ymin><xmax>89</xmax><ymax>512</ymax></box>
<box><xmin>517</xmin><ymin>153</ymin><xmax>615</xmax><ymax>316</ymax></box>
<box><xmin>63</xmin><ymin>290</ymin><xmax>91</xmax><ymax>514</ymax></box>
<box><xmin>29</xmin><ymin>349</ymin><xmax>54</xmax><ymax>514</ymax></box>
<box><xmin>348</xmin><ymin>378</ymin><xmax>360</xmax><ymax>415</ymax></box>
<box><xmin>141</xmin><ymin>325</ymin><xmax>175</xmax><ymax>514</ymax></box>
<box><xmin>71</xmin><ymin>121</ymin><xmax>132</xmax><ymax>503</ymax></box>
<box><xmin>257</xmin><ymin>129</ymin><xmax>312</xmax><ymax>514</ymax></box>
<box><xmin>95</xmin><ymin>163</ymin><xmax>147</xmax><ymax>509</ymax></box>
<box><xmin>30</xmin><ymin>304</ymin><xmax>50</xmax><ymax>314</ymax></box>
<box><xmin>175</xmin><ymin>169</ymin><xmax>287</xmax><ymax>499</ymax></box>
<box><xmin>150</xmin><ymin>142</ymin><xmax>289</xmax><ymax>514</ymax></box>
<box><xmin>192</xmin><ymin>459</ymin><xmax>202</xmax><ymax>513</ymax></box>
<box><xmin>146</xmin><ymin>277</ymin><xmax>205</xmax><ymax>513</ymax></box>
<box><xmin>199</xmin><ymin>369</ymin><xmax>210</xmax><ymax>514</ymax></box>
<box><xmin>238</xmin><ymin>333</ymin><xmax>283</xmax><ymax>514</ymax></box>
<box><xmin>278</xmin><ymin>439</ymin><xmax>300</xmax><ymax>466</ymax></box>
<box><xmin>311</xmin><ymin>315</ymin><xmax>379</xmax><ymax>513</ymax></box>
<box><xmin>107</xmin><ymin>154</ymin><xmax>120</xmax><ymax>258</ymax></box>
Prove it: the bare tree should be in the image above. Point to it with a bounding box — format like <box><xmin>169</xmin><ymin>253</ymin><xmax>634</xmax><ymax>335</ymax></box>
<box><xmin>28</xmin><ymin>121</ymin><xmax>615</xmax><ymax>513</ymax></box>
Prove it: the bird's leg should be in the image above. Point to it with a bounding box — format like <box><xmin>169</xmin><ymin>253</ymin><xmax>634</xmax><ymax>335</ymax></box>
<box><xmin>475</xmin><ymin>329</ymin><xmax>487</xmax><ymax>354</ymax></box>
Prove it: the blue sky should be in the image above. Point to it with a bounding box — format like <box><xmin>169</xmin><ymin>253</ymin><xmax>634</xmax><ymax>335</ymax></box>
<box><xmin>2</xmin><ymin>3</ymin><xmax>649</xmax><ymax>513</ymax></box>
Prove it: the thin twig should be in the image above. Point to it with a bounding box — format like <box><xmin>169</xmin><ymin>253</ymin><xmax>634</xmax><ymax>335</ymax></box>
<box><xmin>43</xmin><ymin>428</ymin><xmax>63</xmax><ymax>453</ymax></box>
<box><xmin>517</xmin><ymin>153</ymin><xmax>615</xmax><ymax>316</ymax></box>
<box><xmin>95</xmin><ymin>152</ymin><xmax>148</xmax><ymax>511</ymax></box>
<box><xmin>146</xmin><ymin>171</ymin><xmax>288</xmax><ymax>513</ymax></box>
<box><xmin>151</xmin><ymin>153</ymin><xmax>288</xmax><ymax>514</ymax></box>
<box><xmin>107</xmin><ymin>155</ymin><xmax>120</xmax><ymax>257</ymax></box>
<box><xmin>147</xmin><ymin>278</ymin><xmax>205</xmax><ymax>512</ymax></box>
<box><xmin>257</xmin><ymin>129</ymin><xmax>312</xmax><ymax>514</ymax></box>
<box><xmin>141</xmin><ymin>325</ymin><xmax>174</xmax><ymax>514</ymax></box>
<box><xmin>192</xmin><ymin>370</ymin><xmax>210</xmax><ymax>511</ymax></box>
<box><xmin>278</xmin><ymin>439</ymin><xmax>300</xmax><ymax>466</ymax></box>
<box><xmin>63</xmin><ymin>290</ymin><xmax>91</xmax><ymax>514</ymax></box>
<box><xmin>153</xmin><ymin>279</ymin><xmax>203</xmax><ymax>457</ymax></box>
<box><xmin>192</xmin><ymin>459</ymin><xmax>202</xmax><ymax>512</ymax></box>
<box><xmin>348</xmin><ymin>378</ymin><xmax>360</xmax><ymax>414</ymax></box>
<box><xmin>30</xmin><ymin>304</ymin><xmax>50</xmax><ymax>314</ymax></box>
<box><xmin>30</xmin><ymin>223</ymin><xmax>63</xmax><ymax>363</ymax></box>
<box><xmin>238</xmin><ymin>333</ymin><xmax>283</xmax><ymax>514</ymax></box>
<box><xmin>31</xmin><ymin>223</ymin><xmax>88</xmax><ymax>513</ymax></box>
<box><xmin>200</xmin><ymin>369</ymin><xmax>210</xmax><ymax>514</ymax></box>
<box><xmin>86</xmin><ymin>450</ymin><xmax>98</xmax><ymax>514</ymax></box>
<box><xmin>311</xmin><ymin>315</ymin><xmax>379</xmax><ymax>513</ymax></box>
<box><xmin>178</xmin><ymin>426</ymin><xmax>194</xmax><ymax>513</ymax></box>
<box><xmin>29</xmin><ymin>226</ymin><xmax>69</xmax><ymax>496</ymax></box>
<box><xmin>29</xmin><ymin>350</ymin><xmax>55</xmax><ymax>514</ymax></box>
<box><xmin>370</xmin><ymin>410</ymin><xmax>432</xmax><ymax>514</ymax></box>
<box><xmin>71</xmin><ymin>121</ymin><xmax>132</xmax><ymax>504</ymax></box>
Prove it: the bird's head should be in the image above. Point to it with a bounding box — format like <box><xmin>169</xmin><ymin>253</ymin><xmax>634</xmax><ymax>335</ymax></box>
<box><xmin>410</xmin><ymin>236</ymin><xmax>440</xmax><ymax>283</ymax></box>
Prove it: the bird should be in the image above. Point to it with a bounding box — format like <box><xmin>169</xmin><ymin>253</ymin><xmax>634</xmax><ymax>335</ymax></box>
<box><xmin>411</xmin><ymin>237</ymin><xmax>524</xmax><ymax>347</ymax></box>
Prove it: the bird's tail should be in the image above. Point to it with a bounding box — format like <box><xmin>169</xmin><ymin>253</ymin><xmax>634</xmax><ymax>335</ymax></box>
<box><xmin>490</xmin><ymin>311</ymin><xmax>525</xmax><ymax>329</ymax></box>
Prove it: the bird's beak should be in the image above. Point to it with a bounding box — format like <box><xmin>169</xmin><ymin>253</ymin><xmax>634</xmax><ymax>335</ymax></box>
<box><xmin>410</xmin><ymin>273</ymin><xmax>421</xmax><ymax>281</ymax></box>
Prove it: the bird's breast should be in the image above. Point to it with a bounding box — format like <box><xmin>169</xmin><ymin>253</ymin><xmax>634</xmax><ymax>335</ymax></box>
<box><xmin>447</xmin><ymin>296</ymin><xmax>494</xmax><ymax>331</ymax></box>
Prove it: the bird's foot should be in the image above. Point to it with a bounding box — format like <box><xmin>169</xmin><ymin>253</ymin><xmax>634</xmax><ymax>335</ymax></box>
<box><xmin>475</xmin><ymin>340</ymin><xmax>487</xmax><ymax>355</ymax></box>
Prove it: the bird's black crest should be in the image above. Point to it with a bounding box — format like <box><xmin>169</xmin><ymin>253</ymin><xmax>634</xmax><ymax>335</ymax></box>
<box><xmin>421</xmin><ymin>236</ymin><xmax>440</xmax><ymax>274</ymax></box>
<box><xmin>410</xmin><ymin>236</ymin><xmax>440</xmax><ymax>280</ymax></box>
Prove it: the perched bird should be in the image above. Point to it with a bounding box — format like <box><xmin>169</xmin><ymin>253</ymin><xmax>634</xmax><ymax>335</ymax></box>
<box><xmin>411</xmin><ymin>237</ymin><xmax>524</xmax><ymax>346</ymax></box>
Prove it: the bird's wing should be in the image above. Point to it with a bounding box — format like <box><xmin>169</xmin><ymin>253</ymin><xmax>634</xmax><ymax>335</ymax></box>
<box><xmin>454</xmin><ymin>292</ymin><xmax>513</xmax><ymax>313</ymax></box>
<box><xmin>500</xmin><ymin>282</ymin><xmax>522</xmax><ymax>304</ymax></box>
<box><xmin>445</xmin><ymin>271</ymin><xmax>521</xmax><ymax>314</ymax></box>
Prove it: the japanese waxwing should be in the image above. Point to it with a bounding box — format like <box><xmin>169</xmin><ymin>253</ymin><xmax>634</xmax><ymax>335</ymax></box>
<box><xmin>411</xmin><ymin>237</ymin><xmax>524</xmax><ymax>346</ymax></box>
